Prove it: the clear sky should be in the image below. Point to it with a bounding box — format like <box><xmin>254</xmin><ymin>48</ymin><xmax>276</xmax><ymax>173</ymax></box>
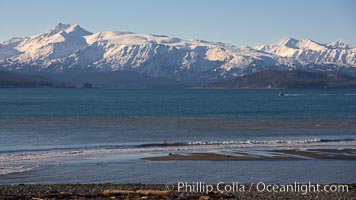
<box><xmin>0</xmin><ymin>0</ymin><xmax>355</xmax><ymax>46</ymax></box>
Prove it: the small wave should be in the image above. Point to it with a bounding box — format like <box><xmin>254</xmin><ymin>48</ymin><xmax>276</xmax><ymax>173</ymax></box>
<box><xmin>284</xmin><ymin>93</ymin><xmax>356</xmax><ymax>96</ymax></box>
<box><xmin>319</xmin><ymin>138</ymin><xmax>355</xmax><ymax>143</ymax></box>
<box><xmin>141</xmin><ymin>138</ymin><xmax>355</xmax><ymax>147</ymax></box>
<box><xmin>0</xmin><ymin>164</ymin><xmax>36</xmax><ymax>175</ymax></box>
<box><xmin>0</xmin><ymin>138</ymin><xmax>354</xmax><ymax>163</ymax></box>
<box><xmin>0</xmin><ymin>144</ymin><xmax>130</xmax><ymax>154</ymax></box>
<box><xmin>284</xmin><ymin>94</ymin><xmax>304</xmax><ymax>96</ymax></box>
<box><xmin>139</xmin><ymin>142</ymin><xmax>188</xmax><ymax>147</ymax></box>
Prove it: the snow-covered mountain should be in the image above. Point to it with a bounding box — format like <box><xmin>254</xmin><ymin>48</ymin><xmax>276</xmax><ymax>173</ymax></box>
<box><xmin>0</xmin><ymin>23</ymin><xmax>355</xmax><ymax>83</ymax></box>
<box><xmin>256</xmin><ymin>38</ymin><xmax>356</xmax><ymax>67</ymax></box>
<box><xmin>5</xmin><ymin>23</ymin><xmax>91</xmax><ymax>63</ymax></box>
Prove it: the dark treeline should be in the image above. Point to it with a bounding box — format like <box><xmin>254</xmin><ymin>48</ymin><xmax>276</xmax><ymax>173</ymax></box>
<box><xmin>207</xmin><ymin>69</ymin><xmax>356</xmax><ymax>89</ymax></box>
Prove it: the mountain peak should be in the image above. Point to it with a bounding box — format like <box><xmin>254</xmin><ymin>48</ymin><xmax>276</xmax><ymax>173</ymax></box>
<box><xmin>327</xmin><ymin>41</ymin><xmax>349</xmax><ymax>49</ymax></box>
<box><xmin>49</xmin><ymin>23</ymin><xmax>72</xmax><ymax>34</ymax></box>
<box><xmin>47</xmin><ymin>23</ymin><xmax>92</xmax><ymax>36</ymax></box>
<box><xmin>279</xmin><ymin>38</ymin><xmax>299</xmax><ymax>48</ymax></box>
<box><xmin>0</xmin><ymin>23</ymin><xmax>355</xmax><ymax>79</ymax></box>
<box><xmin>278</xmin><ymin>38</ymin><xmax>327</xmax><ymax>51</ymax></box>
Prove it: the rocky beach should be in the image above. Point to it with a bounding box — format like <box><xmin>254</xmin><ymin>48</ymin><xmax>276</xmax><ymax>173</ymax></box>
<box><xmin>0</xmin><ymin>183</ymin><xmax>355</xmax><ymax>200</ymax></box>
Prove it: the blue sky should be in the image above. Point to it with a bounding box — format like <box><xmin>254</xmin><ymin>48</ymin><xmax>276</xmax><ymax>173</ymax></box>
<box><xmin>0</xmin><ymin>0</ymin><xmax>355</xmax><ymax>46</ymax></box>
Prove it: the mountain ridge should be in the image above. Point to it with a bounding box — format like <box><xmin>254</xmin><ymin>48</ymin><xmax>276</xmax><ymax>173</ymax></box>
<box><xmin>255</xmin><ymin>37</ymin><xmax>356</xmax><ymax>67</ymax></box>
<box><xmin>1</xmin><ymin>23</ymin><xmax>355</xmax><ymax>83</ymax></box>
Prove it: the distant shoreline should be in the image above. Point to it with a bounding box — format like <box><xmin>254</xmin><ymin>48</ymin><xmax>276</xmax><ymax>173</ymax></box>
<box><xmin>2</xmin><ymin>69</ymin><xmax>356</xmax><ymax>89</ymax></box>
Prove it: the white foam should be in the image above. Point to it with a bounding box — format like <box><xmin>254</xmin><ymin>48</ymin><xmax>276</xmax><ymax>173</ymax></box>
<box><xmin>0</xmin><ymin>138</ymin><xmax>355</xmax><ymax>163</ymax></box>
<box><xmin>0</xmin><ymin>164</ymin><xmax>36</xmax><ymax>175</ymax></box>
<box><xmin>187</xmin><ymin>138</ymin><xmax>323</xmax><ymax>145</ymax></box>
<box><xmin>284</xmin><ymin>93</ymin><xmax>356</xmax><ymax>96</ymax></box>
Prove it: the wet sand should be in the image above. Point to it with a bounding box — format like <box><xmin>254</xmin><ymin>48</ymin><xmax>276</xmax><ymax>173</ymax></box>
<box><xmin>145</xmin><ymin>149</ymin><xmax>356</xmax><ymax>161</ymax></box>
<box><xmin>274</xmin><ymin>149</ymin><xmax>356</xmax><ymax>160</ymax></box>
<box><xmin>145</xmin><ymin>153</ymin><xmax>300</xmax><ymax>161</ymax></box>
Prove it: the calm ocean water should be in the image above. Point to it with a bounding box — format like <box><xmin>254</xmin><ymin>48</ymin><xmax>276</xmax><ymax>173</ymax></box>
<box><xmin>0</xmin><ymin>88</ymin><xmax>355</xmax><ymax>184</ymax></box>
